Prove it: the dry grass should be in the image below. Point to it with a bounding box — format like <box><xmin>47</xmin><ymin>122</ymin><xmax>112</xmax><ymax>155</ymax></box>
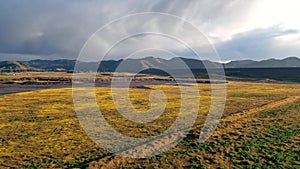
<box><xmin>0</xmin><ymin>81</ymin><xmax>300</xmax><ymax>168</ymax></box>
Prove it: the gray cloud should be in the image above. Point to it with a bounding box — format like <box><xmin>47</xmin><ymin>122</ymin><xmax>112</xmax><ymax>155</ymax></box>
<box><xmin>216</xmin><ymin>26</ymin><xmax>300</xmax><ymax>61</ymax></box>
<box><xmin>0</xmin><ymin>0</ymin><xmax>140</xmax><ymax>59</ymax></box>
<box><xmin>0</xmin><ymin>0</ymin><xmax>299</xmax><ymax>61</ymax></box>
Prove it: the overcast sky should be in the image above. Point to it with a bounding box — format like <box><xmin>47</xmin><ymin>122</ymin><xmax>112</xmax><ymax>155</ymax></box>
<box><xmin>0</xmin><ymin>0</ymin><xmax>299</xmax><ymax>61</ymax></box>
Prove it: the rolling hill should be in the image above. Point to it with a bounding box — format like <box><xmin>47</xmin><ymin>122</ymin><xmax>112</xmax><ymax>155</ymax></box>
<box><xmin>0</xmin><ymin>61</ymin><xmax>33</xmax><ymax>70</ymax></box>
<box><xmin>1</xmin><ymin>56</ymin><xmax>300</xmax><ymax>72</ymax></box>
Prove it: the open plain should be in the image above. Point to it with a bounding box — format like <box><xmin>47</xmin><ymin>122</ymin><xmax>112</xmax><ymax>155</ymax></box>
<box><xmin>0</xmin><ymin>73</ymin><xmax>299</xmax><ymax>168</ymax></box>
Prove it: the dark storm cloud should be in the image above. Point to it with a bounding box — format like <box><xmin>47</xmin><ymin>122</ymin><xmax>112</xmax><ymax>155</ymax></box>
<box><xmin>0</xmin><ymin>0</ymin><xmax>142</xmax><ymax>59</ymax></box>
<box><xmin>0</xmin><ymin>0</ymin><xmax>252</xmax><ymax>60</ymax></box>
<box><xmin>0</xmin><ymin>0</ymin><xmax>299</xmax><ymax>61</ymax></box>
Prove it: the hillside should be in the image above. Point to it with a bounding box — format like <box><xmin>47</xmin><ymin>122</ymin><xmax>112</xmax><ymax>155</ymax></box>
<box><xmin>0</xmin><ymin>61</ymin><xmax>33</xmax><ymax>70</ymax></box>
<box><xmin>1</xmin><ymin>57</ymin><xmax>300</xmax><ymax>72</ymax></box>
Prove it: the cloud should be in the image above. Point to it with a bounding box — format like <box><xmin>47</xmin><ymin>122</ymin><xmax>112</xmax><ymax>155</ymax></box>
<box><xmin>0</xmin><ymin>0</ymin><xmax>139</xmax><ymax>59</ymax></box>
<box><xmin>0</xmin><ymin>0</ymin><xmax>299</xmax><ymax>61</ymax></box>
<box><xmin>216</xmin><ymin>26</ymin><xmax>300</xmax><ymax>61</ymax></box>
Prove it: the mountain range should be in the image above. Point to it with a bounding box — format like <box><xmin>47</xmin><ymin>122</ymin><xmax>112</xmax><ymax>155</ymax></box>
<box><xmin>1</xmin><ymin>56</ymin><xmax>300</xmax><ymax>72</ymax></box>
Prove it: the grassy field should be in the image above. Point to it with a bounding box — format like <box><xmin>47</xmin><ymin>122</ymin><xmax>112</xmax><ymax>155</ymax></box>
<box><xmin>0</xmin><ymin>81</ymin><xmax>299</xmax><ymax>168</ymax></box>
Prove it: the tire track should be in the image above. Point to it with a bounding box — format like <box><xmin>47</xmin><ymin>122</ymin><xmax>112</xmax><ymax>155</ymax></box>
<box><xmin>222</xmin><ymin>96</ymin><xmax>300</xmax><ymax>123</ymax></box>
<box><xmin>88</xmin><ymin>96</ymin><xmax>300</xmax><ymax>168</ymax></box>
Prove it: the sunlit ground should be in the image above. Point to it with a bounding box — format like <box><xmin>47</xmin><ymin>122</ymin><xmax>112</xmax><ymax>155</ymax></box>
<box><xmin>0</xmin><ymin>81</ymin><xmax>299</xmax><ymax>168</ymax></box>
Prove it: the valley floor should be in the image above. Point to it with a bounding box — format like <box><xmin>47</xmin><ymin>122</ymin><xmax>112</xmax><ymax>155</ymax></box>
<box><xmin>0</xmin><ymin>81</ymin><xmax>299</xmax><ymax>168</ymax></box>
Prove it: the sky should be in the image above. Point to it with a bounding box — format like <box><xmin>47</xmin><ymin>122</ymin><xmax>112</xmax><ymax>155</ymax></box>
<box><xmin>0</xmin><ymin>0</ymin><xmax>299</xmax><ymax>62</ymax></box>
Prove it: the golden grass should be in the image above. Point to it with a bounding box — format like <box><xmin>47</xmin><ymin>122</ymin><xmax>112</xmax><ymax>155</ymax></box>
<box><xmin>0</xmin><ymin>81</ymin><xmax>300</xmax><ymax>168</ymax></box>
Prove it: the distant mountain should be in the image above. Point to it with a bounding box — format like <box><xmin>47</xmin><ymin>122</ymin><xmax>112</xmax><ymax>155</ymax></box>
<box><xmin>0</xmin><ymin>57</ymin><xmax>300</xmax><ymax>72</ymax></box>
<box><xmin>113</xmin><ymin>57</ymin><xmax>220</xmax><ymax>72</ymax></box>
<box><xmin>225</xmin><ymin>57</ymin><xmax>300</xmax><ymax>68</ymax></box>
